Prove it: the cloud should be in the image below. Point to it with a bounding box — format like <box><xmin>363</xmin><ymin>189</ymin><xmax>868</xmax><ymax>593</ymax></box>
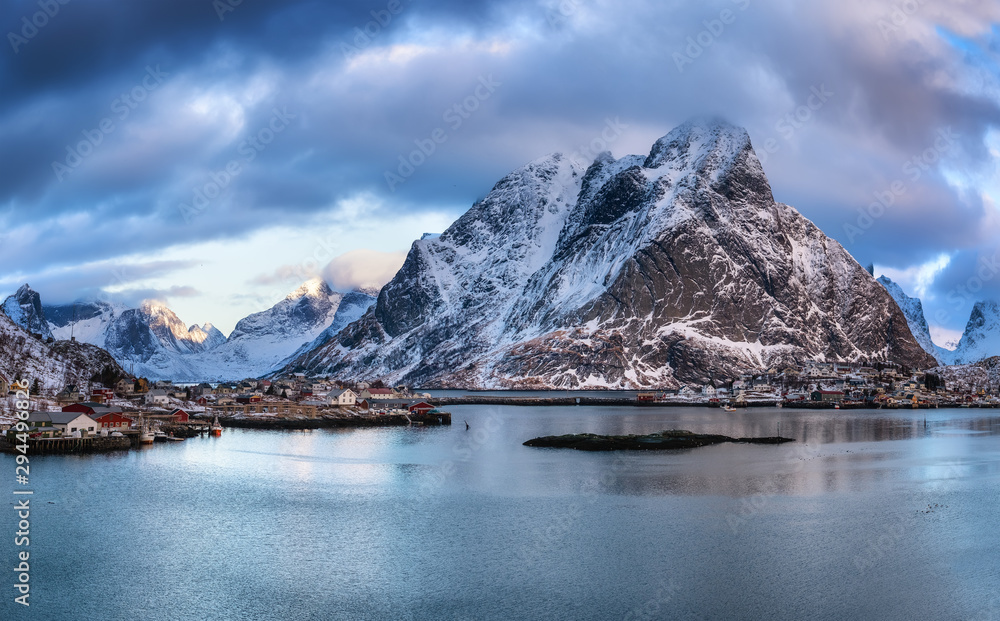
<box><xmin>1</xmin><ymin>0</ymin><xmax>999</xmax><ymax>335</ymax></box>
<box><xmin>323</xmin><ymin>249</ymin><xmax>407</xmax><ymax>292</ymax></box>
<box><xmin>119</xmin><ymin>285</ymin><xmax>202</xmax><ymax>305</ymax></box>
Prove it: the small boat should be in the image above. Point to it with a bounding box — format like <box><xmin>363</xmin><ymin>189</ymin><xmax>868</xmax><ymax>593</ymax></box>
<box><xmin>165</xmin><ymin>436</ymin><xmax>185</xmax><ymax>442</ymax></box>
<box><xmin>210</xmin><ymin>415</ymin><xmax>223</xmax><ymax>437</ymax></box>
<box><xmin>153</xmin><ymin>430</ymin><xmax>169</xmax><ymax>443</ymax></box>
<box><xmin>723</xmin><ymin>405</ymin><xmax>737</xmax><ymax>412</ymax></box>
<box><xmin>138</xmin><ymin>416</ymin><xmax>155</xmax><ymax>444</ymax></box>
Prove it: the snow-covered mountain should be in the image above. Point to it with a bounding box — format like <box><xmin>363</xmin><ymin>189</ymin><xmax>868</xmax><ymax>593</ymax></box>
<box><xmin>188</xmin><ymin>323</ymin><xmax>227</xmax><ymax>350</ymax></box>
<box><xmin>39</xmin><ymin>278</ymin><xmax>367</xmax><ymax>381</ymax></box>
<box><xmin>186</xmin><ymin>278</ymin><xmax>369</xmax><ymax>380</ymax></box>
<box><xmin>876</xmin><ymin>276</ymin><xmax>945</xmax><ymax>363</ymax></box>
<box><xmin>46</xmin><ymin>298</ymin><xmax>130</xmax><ymax>345</ymax></box>
<box><xmin>947</xmin><ymin>301</ymin><xmax>1000</xmax><ymax>365</ymax></box>
<box><xmin>0</xmin><ymin>305</ymin><xmax>130</xmax><ymax>393</ymax></box>
<box><xmin>279</xmin><ymin>118</ymin><xmax>935</xmax><ymax>388</ymax></box>
<box><xmin>278</xmin><ymin>290</ymin><xmax>377</xmax><ymax>367</ymax></box>
<box><xmin>2</xmin><ymin>284</ymin><xmax>54</xmax><ymax>341</ymax></box>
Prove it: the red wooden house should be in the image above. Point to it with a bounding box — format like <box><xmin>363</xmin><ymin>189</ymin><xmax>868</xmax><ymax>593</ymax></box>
<box><xmin>168</xmin><ymin>408</ymin><xmax>190</xmax><ymax>422</ymax></box>
<box><xmin>407</xmin><ymin>402</ymin><xmax>436</xmax><ymax>415</ymax></box>
<box><xmin>92</xmin><ymin>411</ymin><xmax>134</xmax><ymax>431</ymax></box>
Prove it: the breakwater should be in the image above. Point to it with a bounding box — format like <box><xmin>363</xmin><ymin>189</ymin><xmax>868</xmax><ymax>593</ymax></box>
<box><xmin>208</xmin><ymin>410</ymin><xmax>451</xmax><ymax>430</ymax></box>
<box><xmin>432</xmin><ymin>396</ymin><xmax>779</xmax><ymax>408</ymax></box>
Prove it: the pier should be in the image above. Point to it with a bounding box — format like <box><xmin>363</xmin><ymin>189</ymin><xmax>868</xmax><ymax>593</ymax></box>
<box><xmin>0</xmin><ymin>435</ymin><xmax>131</xmax><ymax>455</ymax></box>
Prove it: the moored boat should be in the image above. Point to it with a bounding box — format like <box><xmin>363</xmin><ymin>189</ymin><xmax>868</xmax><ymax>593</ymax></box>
<box><xmin>210</xmin><ymin>415</ymin><xmax>223</xmax><ymax>437</ymax></box>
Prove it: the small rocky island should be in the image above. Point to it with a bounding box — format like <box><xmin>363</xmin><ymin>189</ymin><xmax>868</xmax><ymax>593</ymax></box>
<box><xmin>523</xmin><ymin>429</ymin><xmax>795</xmax><ymax>451</ymax></box>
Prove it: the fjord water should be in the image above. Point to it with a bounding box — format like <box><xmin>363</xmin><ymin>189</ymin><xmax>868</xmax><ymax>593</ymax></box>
<box><xmin>3</xmin><ymin>406</ymin><xmax>999</xmax><ymax>621</ymax></box>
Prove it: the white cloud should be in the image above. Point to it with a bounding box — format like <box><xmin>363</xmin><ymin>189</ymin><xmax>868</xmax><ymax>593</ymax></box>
<box><xmin>323</xmin><ymin>249</ymin><xmax>407</xmax><ymax>292</ymax></box>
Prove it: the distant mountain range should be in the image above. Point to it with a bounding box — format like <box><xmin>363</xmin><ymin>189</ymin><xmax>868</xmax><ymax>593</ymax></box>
<box><xmin>277</xmin><ymin>119</ymin><xmax>935</xmax><ymax>388</ymax></box>
<box><xmin>1</xmin><ymin>279</ymin><xmax>376</xmax><ymax>382</ymax></box>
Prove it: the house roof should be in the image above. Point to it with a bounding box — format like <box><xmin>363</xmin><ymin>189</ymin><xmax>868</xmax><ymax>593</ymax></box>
<box><xmin>28</xmin><ymin>411</ymin><xmax>97</xmax><ymax>425</ymax></box>
<box><xmin>92</xmin><ymin>411</ymin><xmax>132</xmax><ymax>421</ymax></box>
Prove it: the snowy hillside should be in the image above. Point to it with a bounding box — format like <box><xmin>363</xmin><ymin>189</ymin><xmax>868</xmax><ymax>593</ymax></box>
<box><xmin>280</xmin><ymin>118</ymin><xmax>935</xmax><ymax>388</ymax></box>
<box><xmin>0</xmin><ymin>309</ymin><xmax>129</xmax><ymax>393</ymax></box>
<box><xmin>925</xmin><ymin>356</ymin><xmax>1000</xmax><ymax>393</ymax></box>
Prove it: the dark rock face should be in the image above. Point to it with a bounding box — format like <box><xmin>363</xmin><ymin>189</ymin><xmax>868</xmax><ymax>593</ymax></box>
<box><xmin>283</xmin><ymin>119</ymin><xmax>936</xmax><ymax>388</ymax></box>
<box><xmin>104</xmin><ymin>309</ymin><xmax>161</xmax><ymax>362</ymax></box>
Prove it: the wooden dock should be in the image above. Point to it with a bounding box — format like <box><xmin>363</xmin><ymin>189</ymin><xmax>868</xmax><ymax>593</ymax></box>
<box><xmin>0</xmin><ymin>435</ymin><xmax>131</xmax><ymax>455</ymax></box>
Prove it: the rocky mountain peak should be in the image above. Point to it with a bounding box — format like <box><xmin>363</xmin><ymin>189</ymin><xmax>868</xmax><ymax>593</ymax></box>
<box><xmin>280</xmin><ymin>119</ymin><xmax>935</xmax><ymax>388</ymax></box>
<box><xmin>288</xmin><ymin>277</ymin><xmax>333</xmax><ymax>300</ymax></box>
<box><xmin>1</xmin><ymin>283</ymin><xmax>53</xmax><ymax>340</ymax></box>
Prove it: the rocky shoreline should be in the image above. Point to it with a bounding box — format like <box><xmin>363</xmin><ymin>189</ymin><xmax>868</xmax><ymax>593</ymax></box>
<box><xmin>523</xmin><ymin>429</ymin><xmax>795</xmax><ymax>451</ymax></box>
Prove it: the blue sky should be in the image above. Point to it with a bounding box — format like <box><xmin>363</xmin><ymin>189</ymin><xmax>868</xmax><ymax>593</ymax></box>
<box><xmin>1</xmin><ymin>0</ymin><xmax>998</xmax><ymax>338</ymax></box>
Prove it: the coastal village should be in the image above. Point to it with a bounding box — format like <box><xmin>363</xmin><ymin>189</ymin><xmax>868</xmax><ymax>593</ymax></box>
<box><xmin>2</xmin><ymin>357</ymin><xmax>999</xmax><ymax>452</ymax></box>
<box><xmin>0</xmin><ymin>374</ymin><xmax>450</xmax><ymax>453</ymax></box>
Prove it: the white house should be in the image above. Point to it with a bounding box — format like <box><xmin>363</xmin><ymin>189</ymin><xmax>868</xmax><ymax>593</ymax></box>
<box><xmin>358</xmin><ymin>388</ymin><xmax>396</xmax><ymax>400</ymax></box>
<box><xmin>145</xmin><ymin>389</ymin><xmax>169</xmax><ymax>405</ymax></box>
<box><xmin>326</xmin><ymin>389</ymin><xmax>358</xmax><ymax>407</ymax></box>
<box><xmin>26</xmin><ymin>411</ymin><xmax>99</xmax><ymax>437</ymax></box>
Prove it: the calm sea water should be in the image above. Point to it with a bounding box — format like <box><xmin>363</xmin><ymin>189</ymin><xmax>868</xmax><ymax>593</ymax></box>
<box><xmin>3</xmin><ymin>405</ymin><xmax>1000</xmax><ymax>621</ymax></box>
